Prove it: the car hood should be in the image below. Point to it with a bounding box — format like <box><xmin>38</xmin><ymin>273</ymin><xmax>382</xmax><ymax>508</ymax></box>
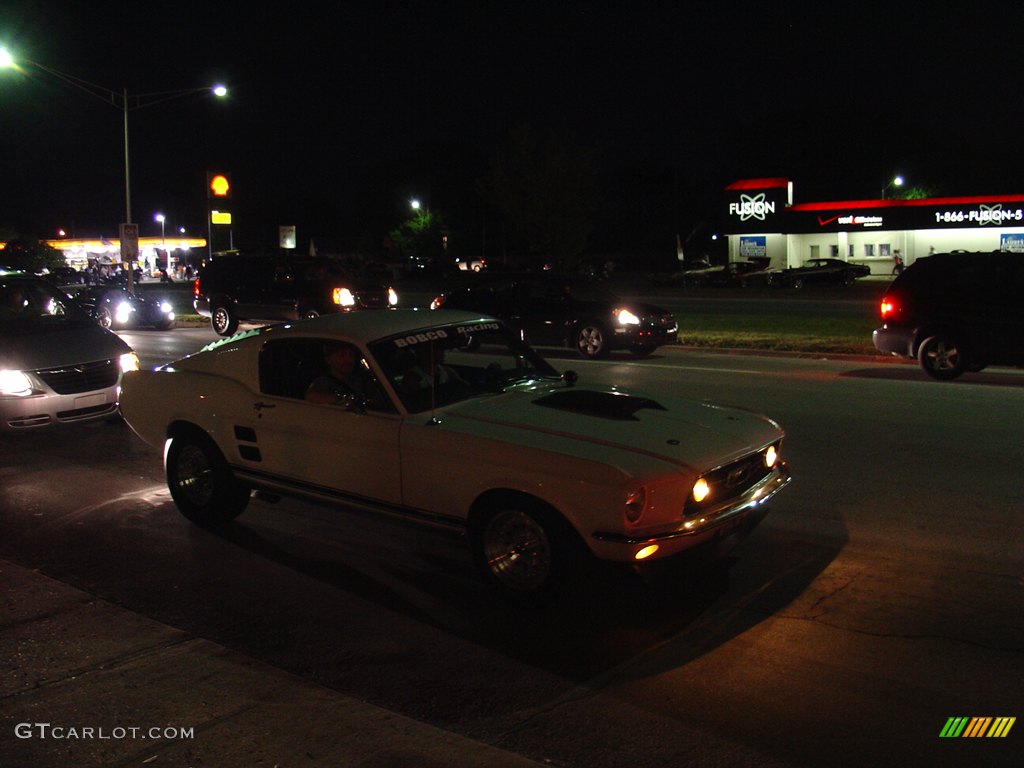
<box><xmin>440</xmin><ymin>384</ymin><xmax>782</xmax><ymax>472</ymax></box>
<box><xmin>0</xmin><ymin>320</ymin><xmax>131</xmax><ymax>370</ymax></box>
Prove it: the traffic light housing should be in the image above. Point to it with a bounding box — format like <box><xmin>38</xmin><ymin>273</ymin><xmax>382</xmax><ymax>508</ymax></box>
<box><xmin>207</xmin><ymin>171</ymin><xmax>231</xmax><ymax>199</ymax></box>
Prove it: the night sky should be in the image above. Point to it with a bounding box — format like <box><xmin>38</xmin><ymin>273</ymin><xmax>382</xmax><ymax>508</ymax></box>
<box><xmin>3</xmin><ymin>1</ymin><xmax>1023</xmax><ymax>257</ymax></box>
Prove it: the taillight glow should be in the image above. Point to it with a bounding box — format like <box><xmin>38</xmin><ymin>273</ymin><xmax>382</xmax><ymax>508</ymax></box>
<box><xmin>880</xmin><ymin>298</ymin><xmax>896</xmax><ymax>319</ymax></box>
<box><xmin>193</xmin><ymin>279</ymin><xmax>201</xmax><ymax>299</ymax></box>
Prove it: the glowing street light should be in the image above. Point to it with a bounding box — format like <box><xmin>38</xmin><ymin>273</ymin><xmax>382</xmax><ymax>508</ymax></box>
<box><xmin>410</xmin><ymin>198</ymin><xmax>422</xmax><ymax>211</ymax></box>
<box><xmin>881</xmin><ymin>175</ymin><xmax>905</xmax><ymax>199</ymax></box>
<box><xmin>0</xmin><ymin>47</ymin><xmax>227</xmax><ymax>292</ymax></box>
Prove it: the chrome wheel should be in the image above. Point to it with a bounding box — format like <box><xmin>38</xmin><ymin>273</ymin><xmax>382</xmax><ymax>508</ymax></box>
<box><xmin>576</xmin><ymin>323</ymin><xmax>608</xmax><ymax>358</ymax></box>
<box><xmin>918</xmin><ymin>334</ymin><xmax>966</xmax><ymax>380</ymax></box>
<box><xmin>211</xmin><ymin>305</ymin><xmax>237</xmax><ymax>336</ymax></box>
<box><xmin>165</xmin><ymin>434</ymin><xmax>249</xmax><ymax>526</ymax></box>
<box><xmin>172</xmin><ymin>443</ymin><xmax>216</xmax><ymax>507</ymax></box>
<box><xmin>96</xmin><ymin>305</ymin><xmax>113</xmax><ymax>329</ymax></box>
<box><xmin>481</xmin><ymin>509</ymin><xmax>554</xmax><ymax>593</ymax></box>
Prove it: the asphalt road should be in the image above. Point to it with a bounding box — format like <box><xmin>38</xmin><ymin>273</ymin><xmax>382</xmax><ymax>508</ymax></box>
<box><xmin>1</xmin><ymin>328</ymin><xmax>1021</xmax><ymax>767</ymax></box>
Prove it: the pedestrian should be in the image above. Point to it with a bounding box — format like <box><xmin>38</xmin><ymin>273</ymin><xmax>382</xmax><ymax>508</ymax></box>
<box><xmin>892</xmin><ymin>249</ymin><xmax>904</xmax><ymax>276</ymax></box>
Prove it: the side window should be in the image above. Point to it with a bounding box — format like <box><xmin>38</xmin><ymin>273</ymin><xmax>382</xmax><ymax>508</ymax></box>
<box><xmin>259</xmin><ymin>338</ymin><xmax>394</xmax><ymax>412</ymax></box>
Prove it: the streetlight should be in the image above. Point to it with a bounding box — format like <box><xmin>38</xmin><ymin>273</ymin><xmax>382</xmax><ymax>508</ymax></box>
<box><xmin>410</xmin><ymin>198</ymin><xmax>422</xmax><ymax>211</ymax></box>
<box><xmin>0</xmin><ymin>48</ymin><xmax>227</xmax><ymax>292</ymax></box>
<box><xmin>881</xmin><ymin>175</ymin><xmax>904</xmax><ymax>199</ymax></box>
<box><xmin>154</xmin><ymin>213</ymin><xmax>167</xmax><ymax>275</ymax></box>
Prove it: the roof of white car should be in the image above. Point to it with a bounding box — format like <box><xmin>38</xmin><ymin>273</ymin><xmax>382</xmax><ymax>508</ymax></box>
<box><xmin>240</xmin><ymin>308</ymin><xmax>499</xmax><ymax>345</ymax></box>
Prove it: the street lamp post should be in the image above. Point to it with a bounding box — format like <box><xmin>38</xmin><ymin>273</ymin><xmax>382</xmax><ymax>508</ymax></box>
<box><xmin>155</xmin><ymin>213</ymin><xmax>167</xmax><ymax>275</ymax></box>
<box><xmin>881</xmin><ymin>175</ymin><xmax>905</xmax><ymax>200</ymax></box>
<box><xmin>0</xmin><ymin>50</ymin><xmax>226</xmax><ymax>293</ymax></box>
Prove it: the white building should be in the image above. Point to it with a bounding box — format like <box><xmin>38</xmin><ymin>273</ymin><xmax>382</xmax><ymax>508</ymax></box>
<box><xmin>723</xmin><ymin>178</ymin><xmax>1024</xmax><ymax>274</ymax></box>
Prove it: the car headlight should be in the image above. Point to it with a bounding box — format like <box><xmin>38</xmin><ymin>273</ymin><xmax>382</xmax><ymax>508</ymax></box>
<box><xmin>691</xmin><ymin>477</ymin><xmax>710</xmax><ymax>503</ymax></box>
<box><xmin>764</xmin><ymin>444</ymin><xmax>778</xmax><ymax>468</ymax></box>
<box><xmin>615</xmin><ymin>308</ymin><xmax>641</xmax><ymax>325</ymax></box>
<box><xmin>0</xmin><ymin>369</ymin><xmax>34</xmax><ymax>397</ymax></box>
<box><xmin>159</xmin><ymin>301</ymin><xmax>173</xmax><ymax>314</ymax></box>
<box><xmin>333</xmin><ymin>287</ymin><xmax>356</xmax><ymax>307</ymax></box>
<box><xmin>115</xmin><ymin>301</ymin><xmax>134</xmax><ymax>325</ymax></box>
<box><xmin>388</xmin><ymin>287</ymin><xmax>399</xmax><ymax>306</ymax></box>
<box><xmin>119</xmin><ymin>352</ymin><xmax>140</xmax><ymax>373</ymax></box>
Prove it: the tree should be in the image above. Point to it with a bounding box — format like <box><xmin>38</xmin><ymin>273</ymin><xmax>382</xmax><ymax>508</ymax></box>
<box><xmin>0</xmin><ymin>237</ymin><xmax>65</xmax><ymax>274</ymax></box>
<box><xmin>479</xmin><ymin>123</ymin><xmax>598</xmax><ymax>273</ymax></box>
<box><xmin>387</xmin><ymin>207</ymin><xmax>448</xmax><ymax>264</ymax></box>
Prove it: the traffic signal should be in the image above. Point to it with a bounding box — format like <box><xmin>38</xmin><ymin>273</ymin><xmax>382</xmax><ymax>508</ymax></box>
<box><xmin>207</xmin><ymin>171</ymin><xmax>231</xmax><ymax>199</ymax></box>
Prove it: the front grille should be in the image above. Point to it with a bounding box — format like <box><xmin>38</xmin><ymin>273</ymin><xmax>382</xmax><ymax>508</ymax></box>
<box><xmin>355</xmin><ymin>292</ymin><xmax>388</xmax><ymax>309</ymax></box>
<box><xmin>684</xmin><ymin>448</ymin><xmax>774</xmax><ymax>516</ymax></box>
<box><xmin>35</xmin><ymin>359</ymin><xmax>119</xmax><ymax>394</ymax></box>
<box><xmin>644</xmin><ymin>314</ymin><xmax>678</xmax><ymax>331</ymax></box>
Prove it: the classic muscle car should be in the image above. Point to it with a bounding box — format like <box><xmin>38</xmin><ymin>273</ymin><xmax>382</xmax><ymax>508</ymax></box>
<box><xmin>119</xmin><ymin>309</ymin><xmax>790</xmax><ymax>597</ymax></box>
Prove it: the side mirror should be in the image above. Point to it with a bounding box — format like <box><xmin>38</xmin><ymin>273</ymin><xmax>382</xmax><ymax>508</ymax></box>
<box><xmin>562</xmin><ymin>370</ymin><xmax>578</xmax><ymax>387</ymax></box>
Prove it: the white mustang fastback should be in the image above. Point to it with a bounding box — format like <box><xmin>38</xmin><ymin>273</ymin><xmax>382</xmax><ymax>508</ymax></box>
<box><xmin>120</xmin><ymin>309</ymin><xmax>790</xmax><ymax>597</ymax></box>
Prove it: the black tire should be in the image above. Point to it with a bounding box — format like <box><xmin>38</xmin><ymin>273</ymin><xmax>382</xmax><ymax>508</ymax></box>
<box><xmin>575</xmin><ymin>321</ymin><xmax>610</xmax><ymax>359</ymax></box>
<box><xmin>791</xmin><ymin>277</ymin><xmax>805</xmax><ymax>290</ymax></box>
<box><xmin>166</xmin><ymin>432</ymin><xmax>250</xmax><ymax>526</ymax></box>
<box><xmin>300</xmin><ymin>308</ymin><xmax>320</xmax><ymax>320</ymax></box>
<box><xmin>211</xmin><ymin>303</ymin><xmax>238</xmax><ymax>336</ymax></box>
<box><xmin>470</xmin><ymin>500</ymin><xmax>582</xmax><ymax>599</ymax></box>
<box><xmin>95</xmin><ymin>305</ymin><xmax>113</xmax><ymax>329</ymax></box>
<box><xmin>917</xmin><ymin>333</ymin><xmax>968</xmax><ymax>380</ymax></box>
<box><xmin>156</xmin><ymin>317</ymin><xmax>175</xmax><ymax>331</ymax></box>
<box><xmin>842</xmin><ymin>273</ymin><xmax>855</xmax><ymax>286</ymax></box>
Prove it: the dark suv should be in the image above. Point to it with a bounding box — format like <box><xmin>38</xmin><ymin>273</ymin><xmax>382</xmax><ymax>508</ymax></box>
<box><xmin>194</xmin><ymin>254</ymin><xmax>398</xmax><ymax>336</ymax></box>
<box><xmin>872</xmin><ymin>250</ymin><xmax>1024</xmax><ymax>380</ymax></box>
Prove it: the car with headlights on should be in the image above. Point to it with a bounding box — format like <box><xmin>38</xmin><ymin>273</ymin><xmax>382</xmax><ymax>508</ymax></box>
<box><xmin>118</xmin><ymin>309</ymin><xmax>789</xmax><ymax>598</ymax></box>
<box><xmin>77</xmin><ymin>285</ymin><xmax>175</xmax><ymax>330</ymax></box>
<box><xmin>194</xmin><ymin>253</ymin><xmax>399</xmax><ymax>336</ymax></box>
<box><xmin>0</xmin><ymin>271</ymin><xmax>138</xmax><ymax>431</ymax></box>
<box><xmin>430</xmin><ymin>274</ymin><xmax>679</xmax><ymax>358</ymax></box>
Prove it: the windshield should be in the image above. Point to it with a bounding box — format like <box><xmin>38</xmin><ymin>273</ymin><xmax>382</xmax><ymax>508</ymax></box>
<box><xmin>368</xmin><ymin>320</ymin><xmax>560</xmax><ymax>413</ymax></box>
<box><xmin>0</xmin><ymin>278</ymin><xmax>91</xmax><ymax>329</ymax></box>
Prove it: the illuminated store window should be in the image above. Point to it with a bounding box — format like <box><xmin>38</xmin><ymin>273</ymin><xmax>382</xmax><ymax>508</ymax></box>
<box><xmin>829</xmin><ymin>245</ymin><xmax>839</xmax><ymax>258</ymax></box>
<box><xmin>864</xmin><ymin>244</ymin><xmax>875</xmax><ymax>257</ymax></box>
<box><xmin>880</xmin><ymin>244</ymin><xmax>892</xmax><ymax>257</ymax></box>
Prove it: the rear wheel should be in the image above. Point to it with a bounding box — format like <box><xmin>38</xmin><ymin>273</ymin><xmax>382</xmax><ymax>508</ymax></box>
<box><xmin>166</xmin><ymin>432</ymin><xmax>250</xmax><ymax>526</ymax></box>
<box><xmin>211</xmin><ymin>304</ymin><xmax>238</xmax><ymax>336</ymax></box>
<box><xmin>918</xmin><ymin>333</ymin><xmax>967</xmax><ymax>380</ymax></box>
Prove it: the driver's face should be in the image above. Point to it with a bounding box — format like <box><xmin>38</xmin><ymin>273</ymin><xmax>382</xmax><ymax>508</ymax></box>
<box><xmin>327</xmin><ymin>346</ymin><xmax>357</xmax><ymax>377</ymax></box>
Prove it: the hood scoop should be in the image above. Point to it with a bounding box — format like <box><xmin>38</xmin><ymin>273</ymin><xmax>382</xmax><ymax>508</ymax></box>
<box><xmin>532</xmin><ymin>390</ymin><xmax>667</xmax><ymax>421</ymax></box>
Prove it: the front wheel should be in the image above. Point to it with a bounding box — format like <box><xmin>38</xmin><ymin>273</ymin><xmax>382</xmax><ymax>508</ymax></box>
<box><xmin>211</xmin><ymin>304</ymin><xmax>238</xmax><ymax>336</ymax></box>
<box><xmin>918</xmin><ymin>334</ymin><xmax>968</xmax><ymax>380</ymax></box>
<box><xmin>95</xmin><ymin>305</ymin><xmax>113</xmax><ymax>329</ymax></box>
<box><xmin>471</xmin><ymin>502</ymin><xmax>581</xmax><ymax>599</ymax></box>
<box><xmin>166</xmin><ymin>432</ymin><xmax>250</xmax><ymax>527</ymax></box>
<box><xmin>576</xmin><ymin>322</ymin><xmax>610</xmax><ymax>359</ymax></box>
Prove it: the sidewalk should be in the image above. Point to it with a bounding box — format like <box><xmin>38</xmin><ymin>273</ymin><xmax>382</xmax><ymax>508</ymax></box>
<box><xmin>1</xmin><ymin>559</ymin><xmax>543</xmax><ymax>768</ymax></box>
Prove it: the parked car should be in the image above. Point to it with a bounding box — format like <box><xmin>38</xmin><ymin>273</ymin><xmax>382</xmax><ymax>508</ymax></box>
<box><xmin>430</xmin><ymin>274</ymin><xmax>679</xmax><ymax>358</ymax></box>
<box><xmin>767</xmin><ymin>258</ymin><xmax>871</xmax><ymax>289</ymax></box>
<box><xmin>687</xmin><ymin>258</ymin><xmax>774</xmax><ymax>288</ymax></box>
<box><xmin>194</xmin><ymin>253</ymin><xmax>399</xmax><ymax>336</ymax></box>
<box><xmin>872</xmin><ymin>250</ymin><xmax>1024</xmax><ymax>380</ymax></box>
<box><xmin>42</xmin><ymin>266</ymin><xmax>86</xmax><ymax>286</ymax></box>
<box><xmin>0</xmin><ymin>270</ymin><xmax>138</xmax><ymax>430</ymax></box>
<box><xmin>118</xmin><ymin>309</ymin><xmax>790</xmax><ymax>598</ymax></box>
<box><xmin>77</xmin><ymin>285</ymin><xmax>175</xmax><ymax>330</ymax></box>
<box><xmin>456</xmin><ymin>258</ymin><xmax>487</xmax><ymax>272</ymax></box>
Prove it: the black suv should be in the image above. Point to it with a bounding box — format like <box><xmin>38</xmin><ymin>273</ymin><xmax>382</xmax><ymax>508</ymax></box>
<box><xmin>872</xmin><ymin>250</ymin><xmax>1024</xmax><ymax>380</ymax></box>
<box><xmin>194</xmin><ymin>254</ymin><xmax>398</xmax><ymax>336</ymax></box>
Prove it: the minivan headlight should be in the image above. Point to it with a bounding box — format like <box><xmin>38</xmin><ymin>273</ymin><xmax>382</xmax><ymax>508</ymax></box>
<box><xmin>333</xmin><ymin>287</ymin><xmax>356</xmax><ymax>307</ymax></box>
<box><xmin>119</xmin><ymin>353</ymin><xmax>140</xmax><ymax>373</ymax></box>
<box><xmin>0</xmin><ymin>369</ymin><xmax>33</xmax><ymax>396</ymax></box>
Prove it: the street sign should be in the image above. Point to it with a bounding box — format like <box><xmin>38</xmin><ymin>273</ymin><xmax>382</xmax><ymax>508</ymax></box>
<box><xmin>119</xmin><ymin>223</ymin><xmax>139</xmax><ymax>262</ymax></box>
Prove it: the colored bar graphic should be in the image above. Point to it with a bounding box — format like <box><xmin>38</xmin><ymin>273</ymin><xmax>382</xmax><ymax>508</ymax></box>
<box><xmin>940</xmin><ymin>716</ymin><xmax>1015</xmax><ymax>738</ymax></box>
